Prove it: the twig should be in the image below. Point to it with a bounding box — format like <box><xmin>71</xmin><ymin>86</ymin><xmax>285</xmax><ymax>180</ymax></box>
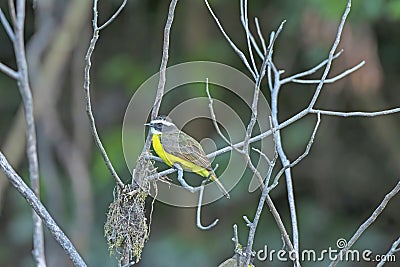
<box><xmin>0</xmin><ymin>151</ymin><xmax>87</xmax><ymax>267</ymax></box>
<box><xmin>142</xmin><ymin>0</ymin><xmax>179</xmax><ymax>155</ymax></box>
<box><xmin>12</xmin><ymin>0</ymin><xmax>46</xmax><ymax>265</ymax></box>
<box><xmin>310</xmin><ymin>108</ymin><xmax>400</xmax><ymax>117</ymax></box>
<box><xmin>254</xmin><ymin>17</ymin><xmax>267</xmax><ymax>55</ymax></box>
<box><xmin>329</xmin><ymin>180</ymin><xmax>400</xmax><ymax>267</ymax></box>
<box><xmin>287</xmin><ymin>61</ymin><xmax>365</xmax><ymax>85</ymax></box>
<box><xmin>243</xmin><ymin>184</ymin><xmax>298</xmax><ymax>266</ymax></box>
<box><xmin>240</xmin><ymin>0</ymin><xmax>258</xmax><ymax>76</ymax></box>
<box><xmin>204</xmin><ymin>0</ymin><xmax>256</xmax><ymax>79</ymax></box>
<box><xmin>174</xmin><ymin>163</ymin><xmax>219</xmax><ymax>230</ymax></box>
<box><xmin>174</xmin><ymin>163</ymin><xmax>200</xmax><ymax>193</ymax></box>
<box><xmin>308</xmin><ymin>0</ymin><xmax>352</xmax><ymax>109</ymax></box>
<box><xmin>83</xmin><ymin>0</ymin><xmax>126</xmax><ymax>188</ymax></box>
<box><xmin>233</xmin><ymin>224</ymin><xmax>240</xmax><ymax>267</ymax></box>
<box><xmin>268</xmin><ymin>112</ymin><xmax>321</xmax><ymax>191</ymax></box>
<box><xmin>151</xmin><ymin>0</ymin><xmax>178</xmax><ymax>120</ymax></box>
<box><xmin>0</xmin><ymin>7</ymin><xmax>15</xmax><ymax>41</ymax></box>
<box><xmin>268</xmin><ymin>38</ymin><xmax>300</xmax><ymax>255</ymax></box>
<box><xmin>8</xmin><ymin>0</ymin><xmax>17</xmax><ymax>27</ymax></box>
<box><xmin>376</xmin><ymin>236</ymin><xmax>400</xmax><ymax>267</ymax></box>
<box><xmin>280</xmin><ymin>50</ymin><xmax>344</xmax><ymax>84</ymax></box>
<box><xmin>0</xmin><ymin>62</ymin><xmax>19</xmax><ymax>79</ymax></box>
<box><xmin>197</xmin><ymin>182</ymin><xmax>219</xmax><ymax>230</ymax></box>
<box><xmin>98</xmin><ymin>0</ymin><xmax>128</xmax><ymax>30</ymax></box>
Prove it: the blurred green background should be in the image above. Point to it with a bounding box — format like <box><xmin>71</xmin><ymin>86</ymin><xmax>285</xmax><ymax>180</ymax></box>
<box><xmin>1</xmin><ymin>0</ymin><xmax>400</xmax><ymax>266</ymax></box>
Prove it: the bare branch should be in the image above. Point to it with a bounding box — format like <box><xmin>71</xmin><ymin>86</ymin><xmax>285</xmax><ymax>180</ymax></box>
<box><xmin>174</xmin><ymin>163</ymin><xmax>219</xmax><ymax>230</ymax></box>
<box><xmin>308</xmin><ymin>0</ymin><xmax>352</xmax><ymax>109</ymax></box>
<box><xmin>0</xmin><ymin>151</ymin><xmax>87</xmax><ymax>267</ymax></box>
<box><xmin>0</xmin><ymin>7</ymin><xmax>15</xmax><ymax>41</ymax></box>
<box><xmin>151</xmin><ymin>0</ymin><xmax>178</xmax><ymax>119</ymax></box>
<box><xmin>377</xmin><ymin>236</ymin><xmax>400</xmax><ymax>267</ymax></box>
<box><xmin>280</xmin><ymin>50</ymin><xmax>344</xmax><ymax>84</ymax></box>
<box><xmin>0</xmin><ymin>61</ymin><xmax>19</xmax><ymax>79</ymax></box>
<box><xmin>83</xmin><ymin>0</ymin><xmax>125</xmax><ymax>188</ymax></box>
<box><xmin>254</xmin><ymin>17</ymin><xmax>267</xmax><ymax>55</ymax></box>
<box><xmin>174</xmin><ymin>163</ymin><xmax>200</xmax><ymax>193</ymax></box>
<box><xmin>244</xmin><ymin>185</ymin><xmax>298</xmax><ymax>266</ymax></box>
<box><xmin>206</xmin><ymin>79</ymin><xmax>233</xmax><ymax>147</ymax></box>
<box><xmin>311</xmin><ymin>108</ymin><xmax>400</xmax><ymax>117</ymax></box>
<box><xmin>142</xmin><ymin>0</ymin><xmax>179</xmax><ymax>155</ymax></box>
<box><xmin>268</xmin><ymin>112</ymin><xmax>321</xmax><ymax>191</ymax></box>
<box><xmin>268</xmin><ymin>35</ymin><xmax>300</xmax><ymax>255</ymax></box>
<box><xmin>240</xmin><ymin>0</ymin><xmax>258</xmax><ymax>77</ymax></box>
<box><xmin>197</xmin><ymin>182</ymin><xmax>219</xmax><ymax>230</ymax></box>
<box><xmin>204</xmin><ymin>0</ymin><xmax>256</xmax><ymax>79</ymax></box>
<box><xmin>329</xmin><ymin>180</ymin><xmax>400</xmax><ymax>267</ymax></box>
<box><xmin>233</xmin><ymin>224</ymin><xmax>240</xmax><ymax>267</ymax></box>
<box><xmin>98</xmin><ymin>0</ymin><xmax>128</xmax><ymax>30</ymax></box>
<box><xmin>8</xmin><ymin>0</ymin><xmax>17</xmax><ymax>27</ymax></box>
<box><xmin>12</xmin><ymin>0</ymin><xmax>45</xmax><ymax>264</ymax></box>
<box><xmin>288</xmin><ymin>61</ymin><xmax>365</xmax><ymax>85</ymax></box>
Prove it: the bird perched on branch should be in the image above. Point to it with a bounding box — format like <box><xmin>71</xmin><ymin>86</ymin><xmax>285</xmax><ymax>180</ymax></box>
<box><xmin>145</xmin><ymin>115</ymin><xmax>230</xmax><ymax>198</ymax></box>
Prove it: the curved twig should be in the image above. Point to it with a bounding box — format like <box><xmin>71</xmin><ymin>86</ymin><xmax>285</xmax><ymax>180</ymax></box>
<box><xmin>197</xmin><ymin>181</ymin><xmax>219</xmax><ymax>230</ymax></box>
<box><xmin>83</xmin><ymin>0</ymin><xmax>126</xmax><ymax>188</ymax></box>
<box><xmin>173</xmin><ymin>163</ymin><xmax>219</xmax><ymax>230</ymax></box>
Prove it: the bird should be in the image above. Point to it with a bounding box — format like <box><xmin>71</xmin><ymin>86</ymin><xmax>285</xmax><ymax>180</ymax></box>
<box><xmin>145</xmin><ymin>115</ymin><xmax>230</xmax><ymax>199</ymax></box>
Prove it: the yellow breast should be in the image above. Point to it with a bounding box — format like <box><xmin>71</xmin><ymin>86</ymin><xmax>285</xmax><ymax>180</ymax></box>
<box><xmin>151</xmin><ymin>133</ymin><xmax>211</xmax><ymax>178</ymax></box>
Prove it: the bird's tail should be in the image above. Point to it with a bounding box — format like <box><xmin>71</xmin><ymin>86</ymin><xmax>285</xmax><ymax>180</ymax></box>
<box><xmin>209</xmin><ymin>173</ymin><xmax>230</xmax><ymax>199</ymax></box>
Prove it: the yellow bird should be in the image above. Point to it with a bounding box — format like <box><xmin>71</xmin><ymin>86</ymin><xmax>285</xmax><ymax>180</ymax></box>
<box><xmin>146</xmin><ymin>115</ymin><xmax>230</xmax><ymax>198</ymax></box>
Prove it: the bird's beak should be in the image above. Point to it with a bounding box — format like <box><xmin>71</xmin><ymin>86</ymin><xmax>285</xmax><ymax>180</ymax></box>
<box><xmin>144</xmin><ymin>122</ymin><xmax>151</xmax><ymax>126</ymax></box>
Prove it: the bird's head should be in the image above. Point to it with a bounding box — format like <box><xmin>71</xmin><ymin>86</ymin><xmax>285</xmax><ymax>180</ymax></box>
<box><xmin>145</xmin><ymin>115</ymin><xmax>178</xmax><ymax>134</ymax></box>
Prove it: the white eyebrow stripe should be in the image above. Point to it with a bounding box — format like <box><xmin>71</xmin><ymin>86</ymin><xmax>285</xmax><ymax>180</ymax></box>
<box><xmin>150</xmin><ymin>119</ymin><xmax>174</xmax><ymax>126</ymax></box>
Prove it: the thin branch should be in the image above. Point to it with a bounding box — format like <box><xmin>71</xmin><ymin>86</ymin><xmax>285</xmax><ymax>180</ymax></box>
<box><xmin>377</xmin><ymin>236</ymin><xmax>400</xmax><ymax>267</ymax></box>
<box><xmin>308</xmin><ymin>0</ymin><xmax>352</xmax><ymax>109</ymax></box>
<box><xmin>98</xmin><ymin>0</ymin><xmax>128</xmax><ymax>30</ymax></box>
<box><xmin>83</xmin><ymin>0</ymin><xmax>125</xmax><ymax>188</ymax></box>
<box><xmin>151</xmin><ymin>0</ymin><xmax>178</xmax><ymax>120</ymax></box>
<box><xmin>268</xmin><ymin>36</ymin><xmax>300</xmax><ymax>255</ymax></box>
<box><xmin>0</xmin><ymin>61</ymin><xmax>19</xmax><ymax>79</ymax></box>
<box><xmin>204</xmin><ymin>0</ymin><xmax>256</xmax><ymax>79</ymax></box>
<box><xmin>0</xmin><ymin>151</ymin><xmax>87</xmax><ymax>267</ymax></box>
<box><xmin>310</xmin><ymin>108</ymin><xmax>400</xmax><ymax>117</ymax></box>
<box><xmin>240</xmin><ymin>0</ymin><xmax>258</xmax><ymax>77</ymax></box>
<box><xmin>206</xmin><ymin>79</ymin><xmax>233</xmax><ymax>147</ymax></box>
<box><xmin>174</xmin><ymin>163</ymin><xmax>219</xmax><ymax>230</ymax></box>
<box><xmin>280</xmin><ymin>50</ymin><xmax>344</xmax><ymax>84</ymax></box>
<box><xmin>288</xmin><ymin>61</ymin><xmax>365</xmax><ymax>85</ymax></box>
<box><xmin>207</xmin><ymin>77</ymin><xmax>265</xmax><ymax>187</ymax></box>
<box><xmin>268</xmin><ymin>112</ymin><xmax>321</xmax><ymax>191</ymax></box>
<box><xmin>329</xmin><ymin>180</ymin><xmax>400</xmax><ymax>267</ymax></box>
<box><xmin>254</xmin><ymin>17</ymin><xmax>267</xmax><ymax>55</ymax></box>
<box><xmin>13</xmin><ymin>0</ymin><xmax>45</xmax><ymax>265</ymax></box>
<box><xmin>197</xmin><ymin>182</ymin><xmax>219</xmax><ymax>230</ymax></box>
<box><xmin>233</xmin><ymin>224</ymin><xmax>240</xmax><ymax>267</ymax></box>
<box><xmin>8</xmin><ymin>0</ymin><xmax>17</xmax><ymax>27</ymax></box>
<box><xmin>174</xmin><ymin>163</ymin><xmax>200</xmax><ymax>193</ymax></box>
<box><xmin>142</xmin><ymin>0</ymin><xmax>179</xmax><ymax>155</ymax></box>
<box><xmin>243</xmin><ymin>184</ymin><xmax>298</xmax><ymax>266</ymax></box>
<box><xmin>0</xmin><ymin>7</ymin><xmax>15</xmax><ymax>41</ymax></box>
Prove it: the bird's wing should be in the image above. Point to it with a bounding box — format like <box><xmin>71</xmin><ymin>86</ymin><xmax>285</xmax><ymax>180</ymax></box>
<box><xmin>161</xmin><ymin>131</ymin><xmax>212</xmax><ymax>169</ymax></box>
